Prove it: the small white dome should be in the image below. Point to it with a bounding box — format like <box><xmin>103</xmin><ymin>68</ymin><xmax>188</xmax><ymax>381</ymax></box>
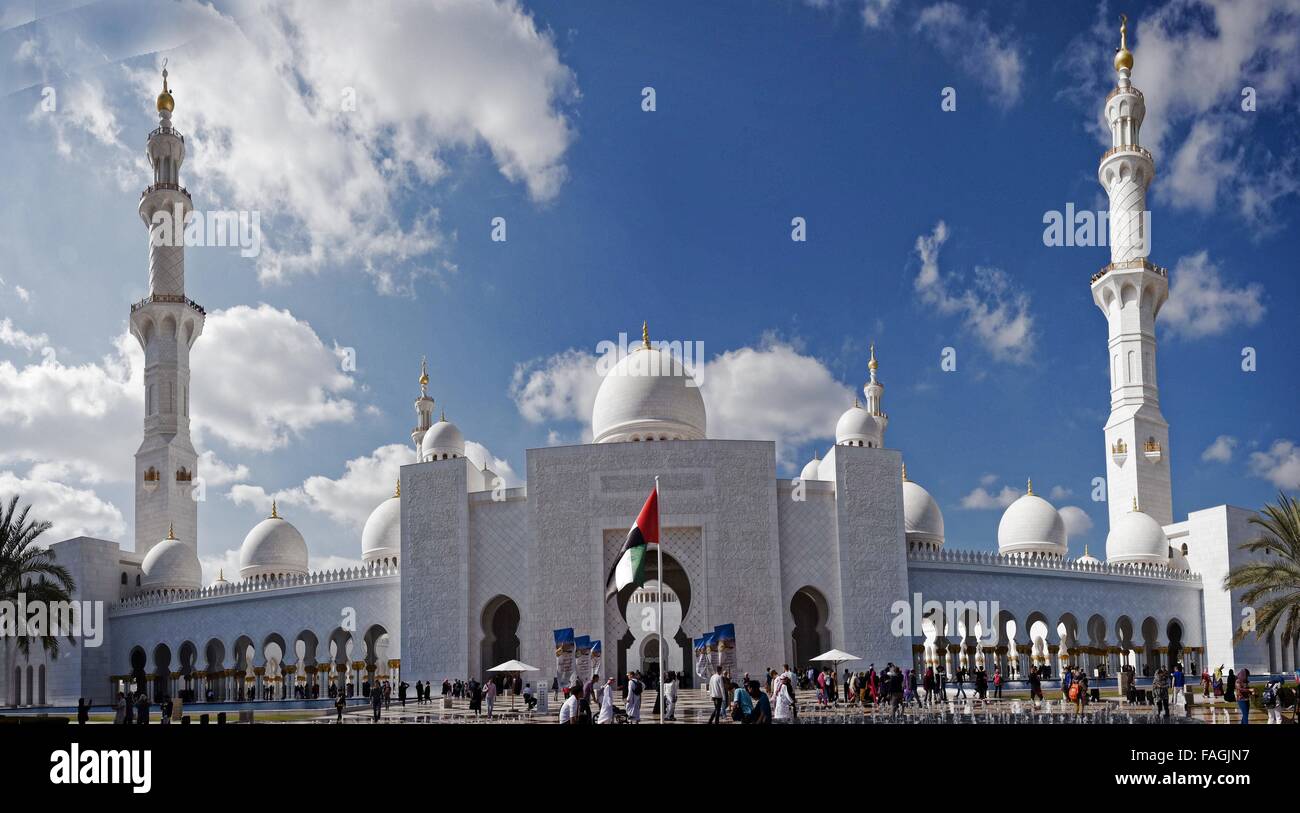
<box><xmin>903</xmin><ymin>477</ymin><xmax>945</xmax><ymax>551</ymax></box>
<box><xmin>799</xmin><ymin>455</ymin><xmax>822</xmax><ymax>481</ymax></box>
<box><xmin>998</xmin><ymin>487</ymin><xmax>1067</xmax><ymax>557</ymax></box>
<box><xmin>141</xmin><ymin>533</ymin><xmax>201</xmax><ymax>591</ymax></box>
<box><xmin>835</xmin><ymin>402</ymin><xmax>885</xmax><ymax>447</ymax></box>
<box><xmin>420</xmin><ymin>413</ymin><xmax>465</xmax><ymax>460</ymax></box>
<box><xmin>239</xmin><ymin>506</ymin><xmax>309</xmax><ymax>579</ymax></box>
<box><xmin>591</xmin><ymin>336</ymin><xmax>706</xmax><ymax>443</ymax></box>
<box><xmin>361</xmin><ymin>491</ymin><xmax>400</xmax><ymax>565</ymax></box>
<box><xmin>1077</xmin><ymin>545</ymin><xmax>1102</xmax><ymax>566</ymax></box>
<box><xmin>816</xmin><ymin>446</ymin><xmax>838</xmax><ymax>482</ymax></box>
<box><xmin>1105</xmin><ymin>507</ymin><xmax>1169</xmax><ymax>565</ymax></box>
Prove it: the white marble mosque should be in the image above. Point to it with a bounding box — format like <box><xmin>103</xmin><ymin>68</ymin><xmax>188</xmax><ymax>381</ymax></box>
<box><xmin>4</xmin><ymin>36</ymin><xmax>1294</xmax><ymax>710</ymax></box>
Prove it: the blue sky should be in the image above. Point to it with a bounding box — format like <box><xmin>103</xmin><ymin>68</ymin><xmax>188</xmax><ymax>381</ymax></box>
<box><xmin>1</xmin><ymin>0</ymin><xmax>1297</xmax><ymax>578</ymax></box>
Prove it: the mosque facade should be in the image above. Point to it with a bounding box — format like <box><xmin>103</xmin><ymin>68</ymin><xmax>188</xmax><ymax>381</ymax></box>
<box><xmin>3</xmin><ymin>34</ymin><xmax>1292</xmax><ymax>710</ymax></box>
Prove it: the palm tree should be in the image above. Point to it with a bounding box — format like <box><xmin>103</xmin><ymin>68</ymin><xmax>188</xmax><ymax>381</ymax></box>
<box><xmin>1</xmin><ymin>495</ymin><xmax>77</xmax><ymax>704</ymax></box>
<box><xmin>1223</xmin><ymin>492</ymin><xmax>1300</xmax><ymax>653</ymax></box>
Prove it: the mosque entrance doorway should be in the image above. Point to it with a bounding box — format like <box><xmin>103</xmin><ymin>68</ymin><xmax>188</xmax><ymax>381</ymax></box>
<box><xmin>481</xmin><ymin>595</ymin><xmax>521</xmax><ymax>680</ymax></box>
<box><xmin>791</xmin><ymin>587</ymin><xmax>830</xmax><ymax>673</ymax></box>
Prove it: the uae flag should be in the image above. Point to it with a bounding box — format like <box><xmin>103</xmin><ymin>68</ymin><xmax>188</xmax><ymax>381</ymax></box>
<box><xmin>605</xmin><ymin>485</ymin><xmax>659</xmax><ymax>600</ymax></box>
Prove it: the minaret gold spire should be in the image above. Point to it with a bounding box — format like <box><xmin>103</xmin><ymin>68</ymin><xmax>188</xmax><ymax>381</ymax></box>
<box><xmin>157</xmin><ymin>60</ymin><xmax>175</xmax><ymax>113</ymax></box>
<box><xmin>419</xmin><ymin>356</ymin><xmax>429</xmax><ymax>396</ymax></box>
<box><xmin>1115</xmin><ymin>13</ymin><xmax>1134</xmax><ymax>71</ymax></box>
<box><xmin>868</xmin><ymin>342</ymin><xmax>878</xmax><ymax>373</ymax></box>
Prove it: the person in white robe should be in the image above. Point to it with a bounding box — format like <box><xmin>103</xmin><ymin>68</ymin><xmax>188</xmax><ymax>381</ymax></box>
<box><xmin>625</xmin><ymin>672</ymin><xmax>643</xmax><ymax>722</ymax></box>
<box><xmin>597</xmin><ymin>677</ymin><xmax>616</xmax><ymax>724</ymax></box>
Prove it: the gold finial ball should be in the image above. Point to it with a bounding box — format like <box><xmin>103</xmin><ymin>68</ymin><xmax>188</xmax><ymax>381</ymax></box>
<box><xmin>1114</xmin><ymin>47</ymin><xmax>1133</xmax><ymax>72</ymax></box>
<box><xmin>157</xmin><ymin>91</ymin><xmax>174</xmax><ymax>113</ymax></box>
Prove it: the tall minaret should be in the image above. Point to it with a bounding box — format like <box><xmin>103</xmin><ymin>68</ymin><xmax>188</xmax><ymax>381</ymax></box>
<box><xmin>129</xmin><ymin>64</ymin><xmax>203</xmax><ymax>555</ymax></box>
<box><xmin>1091</xmin><ymin>15</ymin><xmax>1172</xmax><ymax>528</ymax></box>
<box><xmin>411</xmin><ymin>356</ymin><xmax>435</xmax><ymax>453</ymax></box>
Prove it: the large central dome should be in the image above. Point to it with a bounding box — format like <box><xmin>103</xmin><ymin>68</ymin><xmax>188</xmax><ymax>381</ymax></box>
<box><xmin>591</xmin><ymin>327</ymin><xmax>706</xmax><ymax>443</ymax></box>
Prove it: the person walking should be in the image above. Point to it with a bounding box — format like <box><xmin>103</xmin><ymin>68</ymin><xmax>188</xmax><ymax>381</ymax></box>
<box><xmin>1152</xmin><ymin>666</ymin><xmax>1170</xmax><ymax>718</ymax></box>
<box><xmin>730</xmin><ymin>676</ymin><xmax>754</xmax><ymax>723</ymax></box>
<box><xmin>1224</xmin><ymin>668</ymin><xmax>1237</xmax><ymax>704</ymax></box>
<box><xmin>113</xmin><ymin>692</ymin><xmax>127</xmax><ymax>724</ymax></box>
<box><xmin>370</xmin><ymin>683</ymin><xmax>383</xmax><ymax>722</ymax></box>
<box><xmin>597</xmin><ymin>677</ymin><xmax>616</xmax><ymax>724</ymax></box>
<box><xmin>335</xmin><ymin>691</ymin><xmax>346</xmax><ymax>722</ymax></box>
<box><xmin>559</xmin><ymin>683</ymin><xmax>581</xmax><ymax>724</ymax></box>
<box><xmin>1235</xmin><ymin>668</ymin><xmax>1252</xmax><ymax>724</ymax></box>
<box><xmin>1028</xmin><ymin>668</ymin><xmax>1043</xmax><ymax>707</ymax></box>
<box><xmin>888</xmin><ymin>665</ymin><xmax>904</xmax><ymax>719</ymax></box>
<box><xmin>663</xmin><ymin>671</ymin><xmax>678</xmax><ymax>721</ymax></box>
<box><xmin>1262</xmin><ymin>676</ymin><xmax>1283</xmax><ymax>724</ymax></box>
<box><xmin>77</xmin><ymin>698</ymin><xmax>89</xmax><ymax>725</ymax></box>
<box><xmin>772</xmin><ymin>675</ymin><xmax>796</xmax><ymax>723</ymax></box>
<box><xmin>992</xmin><ymin>667</ymin><xmax>1003</xmax><ymax>699</ymax></box>
<box><xmin>484</xmin><ymin>676</ymin><xmax>497</xmax><ymax>719</ymax></box>
<box><xmin>135</xmin><ymin>693</ymin><xmax>150</xmax><ymax>725</ymax></box>
<box><xmin>707</xmin><ymin>666</ymin><xmax>726</xmax><ymax>724</ymax></box>
<box><xmin>625</xmin><ymin>671</ymin><xmax>643</xmax><ymax>723</ymax></box>
<box><xmin>1171</xmin><ymin>663</ymin><xmax>1185</xmax><ymax>711</ymax></box>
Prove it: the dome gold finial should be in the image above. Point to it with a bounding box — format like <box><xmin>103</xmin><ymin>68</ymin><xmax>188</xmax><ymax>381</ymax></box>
<box><xmin>167</xmin><ymin>522</ymin><xmax>175</xmax><ymax>540</ymax></box>
<box><xmin>901</xmin><ymin>461</ymin><xmax>908</xmax><ymax>481</ymax></box>
<box><xmin>868</xmin><ymin>341</ymin><xmax>878</xmax><ymax>372</ymax></box>
<box><xmin>1114</xmin><ymin>13</ymin><xmax>1134</xmax><ymax>72</ymax></box>
<box><xmin>641</xmin><ymin>320</ymin><xmax>651</xmax><ymax>350</ymax></box>
<box><xmin>1132</xmin><ymin>495</ymin><xmax>1139</xmax><ymax>511</ymax></box>
<box><xmin>394</xmin><ymin>479</ymin><xmax>401</xmax><ymax>498</ymax></box>
<box><xmin>419</xmin><ymin>355</ymin><xmax>429</xmax><ymax>393</ymax></box>
<box><xmin>270</xmin><ymin>499</ymin><xmax>279</xmax><ymax>519</ymax></box>
<box><xmin>156</xmin><ymin>59</ymin><xmax>175</xmax><ymax>113</ymax></box>
<box><xmin>1026</xmin><ymin>477</ymin><xmax>1033</xmax><ymax>496</ymax></box>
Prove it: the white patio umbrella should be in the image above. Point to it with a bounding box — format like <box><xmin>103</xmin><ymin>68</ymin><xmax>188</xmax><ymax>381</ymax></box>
<box><xmin>487</xmin><ymin>660</ymin><xmax>540</xmax><ymax>710</ymax></box>
<box><xmin>810</xmin><ymin>649</ymin><xmax>860</xmax><ymax>664</ymax></box>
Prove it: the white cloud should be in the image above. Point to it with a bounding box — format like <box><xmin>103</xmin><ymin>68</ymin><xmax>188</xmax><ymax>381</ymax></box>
<box><xmin>915</xmin><ymin>2</ymin><xmax>1023</xmax><ymax>106</ymax></box>
<box><xmin>190</xmin><ymin>304</ymin><xmax>357</xmax><ymax>450</ymax></box>
<box><xmin>229</xmin><ymin>439</ymin><xmax>517</xmax><ymax>533</ymax></box>
<box><xmin>1050</xmin><ymin>485</ymin><xmax>1073</xmax><ymax>500</ymax></box>
<box><xmin>0</xmin><ymin>305</ymin><xmax>358</xmax><ymax>489</ymax></box>
<box><xmin>1201</xmin><ymin>434</ymin><xmax>1238</xmax><ymax>463</ymax></box>
<box><xmin>66</xmin><ymin>0</ymin><xmax>576</xmax><ymax>291</ymax></box>
<box><xmin>510</xmin><ymin>347</ymin><xmax>603</xmax><ymax>430</ymax></box>
<box><xmin>196</xmin><ymin>450</ymin><xmax>251</xmax><ymax>487</ymax></box>
<box><xmin>0</xmin><ymin>318</ymin><xmax>49</xmax><ymax>353</ymax></box>
<box><xmin>1058</xmin><ymin>505</ymin><xmax>1094</xmax><ymax>538</ymax></box>
<box><xmin>1249</xmin><ymin>439</ymin><xmax>1300</xmax><ymax>489</ymax></box>
<box><xmin>1161</xmin><ymin>251</ymin><xmax>1265</xmax><ymax>339</ymax></box>
<box><xmin>0</xmin><ymin>332</ymin><xmax>141</xmax><ymax>484</ymax></box>
<box><xmin>0</xmin><ymin>470</ymin><xmax>126</xmax><ymax>541</ymax></box>
<box><xmin>913</xmin><ymin>221</ymin><xmax>1037</xmax><ymax>364</ymax></box>
<box><xmin>509</xmin><ymin>336</ymin><xmax>858</xmax><ymax>468</ymax></box>
<box><xmin>960</xmin><ymin>484</ymin><xmax>1021</xmax><ymax>510</ymax></box>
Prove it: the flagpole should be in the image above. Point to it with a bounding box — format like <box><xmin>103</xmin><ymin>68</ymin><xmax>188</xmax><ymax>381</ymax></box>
<box><xmin>655</xmin><ymin>475</ymin><xmax>663</xmax><ymax>726</ymax></box>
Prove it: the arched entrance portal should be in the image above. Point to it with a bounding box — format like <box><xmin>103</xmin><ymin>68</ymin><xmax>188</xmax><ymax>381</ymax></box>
<box><xmin>790</xmin><ymin>587</ymin><xmax>830</xmax><ymax>673</ymax></box>
<box><xmin>614</xmin><ymin>551</ymin><xmax>693</xmax><ymax>687</ymax></box>
<box><xmin>481</xmin><ymin>595</ymin><xmax>521</xmax><ymax>679</ymax></box>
